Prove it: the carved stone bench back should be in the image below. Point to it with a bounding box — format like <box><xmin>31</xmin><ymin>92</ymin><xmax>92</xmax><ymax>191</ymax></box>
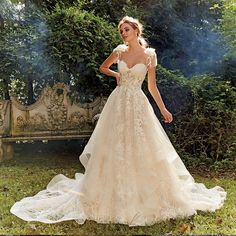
<box><xmin>0</xmin><ymin>100</ymin><xmax>11</xmax><ymax>137</ymax></box>
<box><xmin>0</xmin><ymin>83</ymin><xmax>107</xmax><ymax>138</ymax></box>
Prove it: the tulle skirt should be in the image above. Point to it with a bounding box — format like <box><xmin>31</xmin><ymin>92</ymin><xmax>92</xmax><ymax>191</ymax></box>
<box><xmin>10</xmin><ymin>85</ymin><xmax>226</xmax><ymax>226</ymax></box>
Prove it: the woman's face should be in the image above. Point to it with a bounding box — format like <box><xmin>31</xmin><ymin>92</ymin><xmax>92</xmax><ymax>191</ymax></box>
<box><xmin>119</xmin><ymin>22</ymin><xmax>138</xmax><ymax>43</ymax></box>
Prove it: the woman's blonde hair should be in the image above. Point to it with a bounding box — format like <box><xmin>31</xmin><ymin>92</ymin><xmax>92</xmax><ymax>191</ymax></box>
<box><xmin>118</xmin><ymin>16</ymin><xmax>148</xmax><ymax>48</ymax></box>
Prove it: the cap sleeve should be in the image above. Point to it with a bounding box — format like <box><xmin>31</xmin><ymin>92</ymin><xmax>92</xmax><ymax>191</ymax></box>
<box><xmin>113</xmin><ymin>44</ymin><xmax>128</xmax><ymax>62</ymax></box>
<box><xmin>145</xmin><ymin>48</ymin><xmax>157</xmax><ymax>68</ymax></box>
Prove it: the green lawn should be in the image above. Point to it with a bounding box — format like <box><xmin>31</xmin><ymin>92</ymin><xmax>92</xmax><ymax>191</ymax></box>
<box><xmin>0</xmin><ymin>142</ymin><xmax>235</xmax><ymax>235</ymax></box>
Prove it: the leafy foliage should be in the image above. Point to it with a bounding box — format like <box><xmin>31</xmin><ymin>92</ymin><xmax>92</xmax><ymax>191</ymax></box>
<box><xmin>0</xmin><ymin>2</ymin><xmax>120</xmax><ymax>103</ymax></box>
<box><xmin>218</xmin><ymin>0</ymin><xmax>236</xmax><ymax>57</ymax></box>
<box><xmin>217</xmin><ymin>0</ymin><xmax>236</xmax><ymax>87</ymax></box>
<box><xmin>151</xmin><ymin>66</ymin><xmax>236</xmax><ymax>163</ymax></box>
<box><xmin>46</xmin><ymin>5</ymin><xmax>120</xmax><ymax>101</ymax></box>
<box><xmin>185</xmin><ymin>75</ymin><xmax>236</xmax><ymax>162</ymax></box>
<box><xmin>0</xmin><ymin>5</ymin><xmax>59</xmax><ymax>104</ymax></box>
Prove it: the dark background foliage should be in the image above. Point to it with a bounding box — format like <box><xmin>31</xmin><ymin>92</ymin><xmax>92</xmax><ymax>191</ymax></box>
<box><xmin>0</xmin><ymin>0</ymin><xmax>235</xmax><ymax>167</ymax></box>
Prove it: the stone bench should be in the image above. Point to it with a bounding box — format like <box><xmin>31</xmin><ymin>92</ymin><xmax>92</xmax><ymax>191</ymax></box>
<box><xmin>0</xmin><ymin>83</ymin><xmax>107</xmax><ymax>162</ymax></box>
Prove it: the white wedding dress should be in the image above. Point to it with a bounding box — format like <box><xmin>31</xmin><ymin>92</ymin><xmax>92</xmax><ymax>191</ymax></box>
<box><xmin>10</xmin><ymin>44</ymin><xmax>226</xmax><ymax>226</ymax></box>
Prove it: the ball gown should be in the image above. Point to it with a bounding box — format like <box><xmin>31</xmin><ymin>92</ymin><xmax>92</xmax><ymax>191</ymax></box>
<box><xmin>10</xmin><ymin>44</ymin><xmax>226</xmax><ymax>226</ymax></box>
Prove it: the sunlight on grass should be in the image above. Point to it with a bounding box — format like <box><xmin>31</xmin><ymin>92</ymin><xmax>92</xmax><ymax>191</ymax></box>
<box><xmin>0</xmin><ymin>143</ymin><xmax>235</xmax><ymax>235</ymax></box>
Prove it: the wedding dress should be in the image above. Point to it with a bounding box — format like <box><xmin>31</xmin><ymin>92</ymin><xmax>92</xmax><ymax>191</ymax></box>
<box><xmin>10</xmin><ymin>44</ymin><xmax>226</xmax><ymax>226</ymax></box>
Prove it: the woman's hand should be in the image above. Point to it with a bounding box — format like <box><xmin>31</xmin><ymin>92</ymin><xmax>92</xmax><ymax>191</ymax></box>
<box><xmin>160</xmin><ymin>108</ymin><xmax>173</xmax><ymax>123</ymax></box>
<box><xmin>115</xmin><ymin>72</ymin><xmax>121</xmax><ymax>86</ymax></box>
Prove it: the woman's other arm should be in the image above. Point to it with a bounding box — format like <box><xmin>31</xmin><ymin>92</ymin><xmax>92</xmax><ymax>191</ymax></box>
<box><xmin>147</xmin><ymin>67</ymin><xmax>173</xmax><ymax>123</ymax></box>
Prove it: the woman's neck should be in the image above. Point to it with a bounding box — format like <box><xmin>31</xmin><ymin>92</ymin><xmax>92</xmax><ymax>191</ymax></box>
<box><xmin>127</xmin><ymin>39</ymin><xmax>142</xmax><ymax>51</ymax></box>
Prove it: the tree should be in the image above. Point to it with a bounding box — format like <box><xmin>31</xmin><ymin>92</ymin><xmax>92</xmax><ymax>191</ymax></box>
<box><xmin>0</xmin><ymin>1</ymin><xmax>120</xmax><ymax>104</ymax></box>
<box><xmin>46</xmin><ymin>4</ymin><xmax>120</xmax><ymax>101</ymax></box>
<box><xmin>0</xmin><ymin>1</ymin><xmax>63</xmax><ymax>103</ymax></box>
<box><xmin>217</xmin><ymin>0</ymin><xmax>236</xmax><ymax>87</ymax></box>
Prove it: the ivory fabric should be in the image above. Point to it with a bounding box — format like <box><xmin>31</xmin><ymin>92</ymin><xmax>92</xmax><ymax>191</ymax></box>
<box><xmin>10</xmin><ymin>44</ymin><xmax>226</xmax><ymax>226</ymax></box>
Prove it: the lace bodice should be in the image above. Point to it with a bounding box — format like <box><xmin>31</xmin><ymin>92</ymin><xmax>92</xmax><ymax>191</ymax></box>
<box><xmin>113</xmin><ymin>44</ymin><xmax>157</xmax><ymax>89</ymax></box>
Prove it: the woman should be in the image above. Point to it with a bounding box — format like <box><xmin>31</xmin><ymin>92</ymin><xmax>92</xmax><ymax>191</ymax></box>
<box><xmin>11</xmin><ymin>16</ymin><xmax>226</xmax><ymax>227</ymax></box>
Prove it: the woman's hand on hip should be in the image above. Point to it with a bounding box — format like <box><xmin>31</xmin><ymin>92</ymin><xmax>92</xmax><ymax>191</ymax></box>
<box><xmin>115</xmin><ymin>72</ymin><xmax>121</xmax><ymax>86</ymax></box>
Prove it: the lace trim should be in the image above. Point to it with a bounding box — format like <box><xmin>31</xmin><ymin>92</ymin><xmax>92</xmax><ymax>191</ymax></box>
<box><xmin>145</xmin><ymin>48</ymin><xmax>157</xmax><ymax>68</ymax></box>
<box><xmin>113</xmin><ymin>44</ymin><xmax>157</xmax><ymax>68</ymax></box>
<box><xmin>113</xmin><ymin>44</ymin><xmax>128</xmax><ymax>61</ymax></box>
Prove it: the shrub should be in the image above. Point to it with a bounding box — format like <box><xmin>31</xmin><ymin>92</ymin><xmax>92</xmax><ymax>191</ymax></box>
<box><xmin>46</xmin><ymin>5</ymin><xmax>120</xmax><ymax>102</ymax></box>
<box><xmin>145</xmin><ymin>65</ymin><xmax>236</xmax><ymax>164</ymax></box>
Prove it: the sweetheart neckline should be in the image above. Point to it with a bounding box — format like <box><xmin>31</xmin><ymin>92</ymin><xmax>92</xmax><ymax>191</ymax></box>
<box><xmin>119</xmin><ymin>60</ymin><xmax>147</xmax><ymax>70</ymax></box>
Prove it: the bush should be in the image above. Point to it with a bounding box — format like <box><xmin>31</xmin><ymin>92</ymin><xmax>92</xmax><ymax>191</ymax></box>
<box><xmin>146</xmin><ymin>65</ymin><xmax>236</xmax><ymax>164</ymax></box>
<box><xmin>46</xmin><ymin>5</ymin><xmax>120</xmax><ymax>102</ymax></box>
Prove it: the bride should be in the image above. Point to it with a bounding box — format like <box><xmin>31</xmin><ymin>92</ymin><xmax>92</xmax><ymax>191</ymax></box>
<box><xmin>10</xmin><ymin>16</ymin><xmax>226</xmax><ymax>227</ymax></box>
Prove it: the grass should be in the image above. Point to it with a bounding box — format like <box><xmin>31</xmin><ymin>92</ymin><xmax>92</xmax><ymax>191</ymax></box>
<box><xmin>0</xmin><ymin>141</ymin><xmax>235</xmax><ymax>235</ymax></box>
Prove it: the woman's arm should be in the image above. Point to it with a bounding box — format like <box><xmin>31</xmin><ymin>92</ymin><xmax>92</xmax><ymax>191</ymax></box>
<box><xmin>99</xmin><ymin>52</ymin><xmax>120</xmax><ymax>85</ymax></box>
<box><xmin>147</xmin><ymin>67</ymin><xmax>173</xmax><ymax>123</ymax></box>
